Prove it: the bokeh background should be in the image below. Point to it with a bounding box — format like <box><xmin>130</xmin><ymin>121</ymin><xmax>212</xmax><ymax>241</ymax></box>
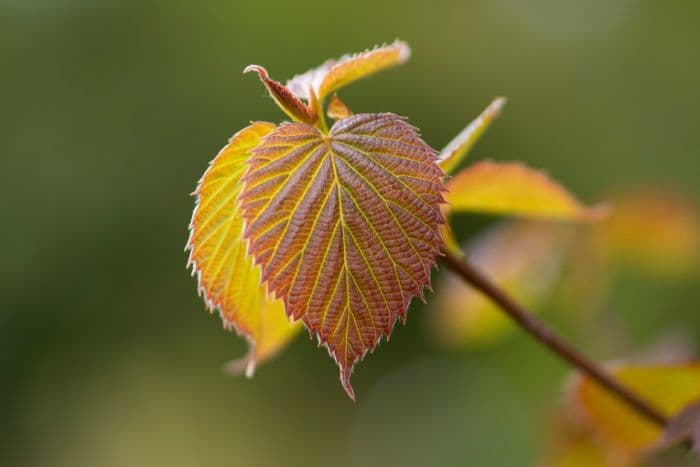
<box><xmin>3</xmin><ymin>1</ymin><xmax>700</xmax><ymax>466</ymax></box>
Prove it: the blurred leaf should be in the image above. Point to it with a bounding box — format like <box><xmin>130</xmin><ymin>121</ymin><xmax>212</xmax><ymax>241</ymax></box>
<box><xmin>605</xmin><ymin>190</ymin><xmax>700</xmax><ymax>277</ymax></box>
<box><xmin>287</xmin><ymin>40</ymin><xmax>411</xmax><ymax>102</ymax></box>
<box><xmin>542</xmin><ymin>413</ymin><xmax>630</xmax><ymax>467</ymax></box>
<box><xmin>244</xmin><ymin>65</ymin><xmax>317</xmax><ymax>124</ymax></box>
<box><xmin>238</xmin><ymin>113</ymin><xmax>445</xmax><ymax>399</ymax></box>
<box><xmin>429</xmin><ymin>220</ymin><xmax>572</xmax><ymax>347</ymax></box>
<box><xmin>327</xmin><ymin>94</ymin><xmax>353</xmax><ymax>120</ymax></box>
<box><xmin>187</xmin><ymin>122</ymin><xmax>302</xmax><ymax>376</ymax></box>
<box><xmin>446</xmin><ymin>161</ymin><xmax>608</xmax><ymax>221</ymax></box>
<box><xmin>438</xmin><ymin>97</ymin><xmax>506</xmax><ymax>174</ymax></box>
<box><xmin>570</xmin><ymin>363</ymin><xmax>700</xmax><ymax>457</ymax></box>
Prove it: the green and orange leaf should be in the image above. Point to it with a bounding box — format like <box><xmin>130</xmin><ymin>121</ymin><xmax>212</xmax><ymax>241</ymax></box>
<box><xmin>238</xmin><ymin>113</ymin><xmax>446</xmax><ymax>399</ymax></box>
<box><xmin>570</xmin><ymin>363</ymin><xmax>700</xmax><ymax>458</ymax></box>
<box><xmin>287</xmin><ymin>40</ymin><xmax>411</xmax><ymax>102</ymax></box>
<box><xmin>187</xmin><ymin>122</ymin><xmax>302</xmax><ymax>376</ymax></box>
<box><xmin>446</xmin><ymin>160</ymin><xmax>608</xmax><ymax>221</ymax></box>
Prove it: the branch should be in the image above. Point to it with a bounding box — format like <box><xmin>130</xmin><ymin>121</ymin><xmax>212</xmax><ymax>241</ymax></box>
<box><xmin>440</xmin><ymin>250</ymin><xmax>669</xmax><ymax>428</ymax></box>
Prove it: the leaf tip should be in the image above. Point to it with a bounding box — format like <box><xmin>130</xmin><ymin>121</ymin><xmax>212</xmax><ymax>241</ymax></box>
<box><xmin>340</xmin><ymin>366</ymin><xmax>356</xmax><ymax>402</ymax></box>
<box><xmin>392</xmin><ymin>38</ymin><xmax>412</xmax><ymax>62</ymax></box>
<box><xmin>488</xmin><ymin>97</ymin><xmax>507</xmax><ymax>120</ymax></box>
<box><xmin>243</xmin><ymin>64</ymin><xmax>267</xmax><ymax>77</ymax></box>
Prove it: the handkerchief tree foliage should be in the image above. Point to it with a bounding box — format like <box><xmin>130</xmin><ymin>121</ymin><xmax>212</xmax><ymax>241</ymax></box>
<box><xmin>186</xmin><ymin>41</ymin><xmax>698</xmax><ymax>457</ymax></box>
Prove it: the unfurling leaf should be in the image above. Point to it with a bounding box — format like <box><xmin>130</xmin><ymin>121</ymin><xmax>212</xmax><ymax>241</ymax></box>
<box><xmin>438</xmin><ymin>97</ymin><xmax>507</xmax><ymax>174</ymax></box>
<box><xmin>238</xmin><ymin>113</ymin><xmax>446</xmax><ymax>399</ymax></box>
<box><xmin>570</xmin><ymin>363</ymin><xmax>700</xmax><ymax>457</ymax></box>
<box><xmin>287</xmin><ymin>40</ymin><xmax>410</xmax><ymax>102</ymax></box>
<box><xmin>429</xmin><ymin>220</ymin><xmax>572</xmax><ymax>347</ymax></box>
<box><xmin>327</xmin><ymin>94</ymin><xmax>354</xmax><ymax>120</ymax></box>
<box><xmin>446</xmin><ymin>161</ymin><xmax>608</xmax><ymax>221</ymax></box>
<box><xmin>187</xmin><ymin>122</ymin><xmax>302</xmax><ymax>376</ymax></box>
<box><xmin>244</xmin><ymin>65</ymin><xmax>317</xmax><ymax>124</ymax></box>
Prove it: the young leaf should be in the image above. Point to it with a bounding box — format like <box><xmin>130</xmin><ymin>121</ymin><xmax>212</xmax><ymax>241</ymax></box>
<box><xmin>187</xmin><ymin>122</ymin><xmax>302</xmax><ymax>376</ymax></box>
<box><xmin>446</xmin><ymin>161</ymin><xmax>608</xmax><ymax>221</ymax></box>
<box><xmin>570</xmin><ymin>363</ymin><xmax>700</xmax><ymax>457</ymax></box>
<box><xmin>543</xmin><ymin>413</ymin><xmax>627</xmax><ymax>467</ymax></box>
<box><xmin>327</xmin><ymin>94</ymin><xmax>354</xmax><ymax>120</ymax></box>
<box><xmin>438</xmin><ymin>97</ymin><xmax>506</xmax><ymax>174</ymax></box>
<box><xmin>429</xmin><ymin>220</ymin><xmax>572</xmax><ymax>347</ymax></box>
<box><xmin>244</xmin><ymin>65</ymin><xmax>317</xmax><ymax>124</ymax></box>
<box><xmin>287</xmin><ymin>40</ymin><xmax>410</xmax><ymax>102</ymax></box>
<box><xmin>238</xmin><ymin>113</ymin><xmax>446</xmax><ymax>399</ymax></box>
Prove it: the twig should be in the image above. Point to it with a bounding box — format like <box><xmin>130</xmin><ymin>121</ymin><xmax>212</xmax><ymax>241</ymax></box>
<box><xmin>440</xmin><ymin>250</ymin><xmax>668</xmax><ymax>428</ymax></box>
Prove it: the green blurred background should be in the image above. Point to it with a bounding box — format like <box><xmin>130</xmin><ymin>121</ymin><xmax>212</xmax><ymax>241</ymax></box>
<box><xmin>3</xmin><ymin>1</ymin><xmax>700</xmax><ymax>466</ymax></box>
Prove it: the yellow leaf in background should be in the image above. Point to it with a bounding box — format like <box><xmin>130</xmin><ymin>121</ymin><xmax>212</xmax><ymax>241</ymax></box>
<box><xmin>446</xmin><ymin>161</ymin><xmax>608</xmax><ymax>221</ymax></box>
<box><xmin>286</xmin><ymin>40</ymin><xmax>410</xmax><ymax>102</ymax></box>
<box><xmin>541</xmin><ymin>414</ymin><xmax>629</xmax><ymax>467</ymax></box>
<box><xmin>570</xmin><ymin>363</ymin><xmax>700</xmax><ymax>457</ymax></box>
<box><xmin>438</xmin><ymin>97</ymin><xmax>506</xmax><ymax>174</ymax></box>
<box><xmin>187</xmin><ymin>122</ymin><xmax>302</xmax><ymax>377</ymax></box>
<box><xmin>429</xmin><ymin>220</ymin><xmax>573</xmax><ymax>347</ymax></box>
<box><xmin>605</xmin><ymin>190</ymin><xmax>700</xmax><ymax>277</ymax></box>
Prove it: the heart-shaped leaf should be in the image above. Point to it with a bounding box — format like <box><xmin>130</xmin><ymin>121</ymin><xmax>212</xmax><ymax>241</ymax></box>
<box><xmin>187</xmin><ymin>122</ymin><xmax>302</xmax><ymax>376</ymax></box>
<box><xmin>239</xmin><ymin>113</ymin><xmax>445</xmax><ymax>399</ymax></box>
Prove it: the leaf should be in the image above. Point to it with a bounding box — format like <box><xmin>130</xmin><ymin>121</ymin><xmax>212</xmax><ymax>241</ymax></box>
<box><xmin>604</xmin><ymin>190</ymin><xmax>700</xmax><ymax>277</ymax></box>
<box><xmin>287</xmin><ymin>40</ymin><xmax>411</xmax><ymax>102</ymax></box>
<box><xmin>238</xmin><ymin>113</ymin><xmax>445</xmax><ymax>399</ymax></box>
<box><xmin>327</xmin><ymin>93</ymin><xmax>354</xmax><ymax>120</ymax></box>
<box><xmin>244</xmin><ymin>65</ymin><xmax>317</xmax><ymax>124</ymax></box>
<box><xmin>438</xmin><ymin>97</ymin><xmax>506</xmax><ymax>174</ymax></box>
<box><xmin>187</xmin><ymin>122</ymin><xmax>302</xmax><ymax>376</ymax></box>
<box><xmin>446</xmin><ymin>161</ymin><xmax>608</xmax><ymax>221</ymax></box>
<box><xmin>429</xmin><ymin>220</ymin><xmax>572</xmax><ymax>347</ymax></box>
<box><xmin>543</xmin><ymin>413</ymin><xmax>628</xmax><ymax>467</ymax></box>
<box><xmin>570</xmin><ymin>363</ymin><xmax>700</xmax><ymax>457</ymax></box>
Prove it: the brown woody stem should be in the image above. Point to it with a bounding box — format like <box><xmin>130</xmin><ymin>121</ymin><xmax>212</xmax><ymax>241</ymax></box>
<box><xmin>440</xmin><ymin>250</ymin><xmax>668</xmax><ymax>428</ymax></box>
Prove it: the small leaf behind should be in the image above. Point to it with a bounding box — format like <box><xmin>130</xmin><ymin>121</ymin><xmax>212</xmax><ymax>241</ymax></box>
<box><xmin>327</xmin><ymin>94</ymin><xmax>354</xmax><ymax>120</ymax></box>
<box><xmin>187</xmin><ymin>122</ymin><xmax>302</xmax><ymax>375</ymax></box>
<box><xmin>239</xmin><ymin>113</ymin><xmax>445</xmax><ymax>399</ymax></box>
